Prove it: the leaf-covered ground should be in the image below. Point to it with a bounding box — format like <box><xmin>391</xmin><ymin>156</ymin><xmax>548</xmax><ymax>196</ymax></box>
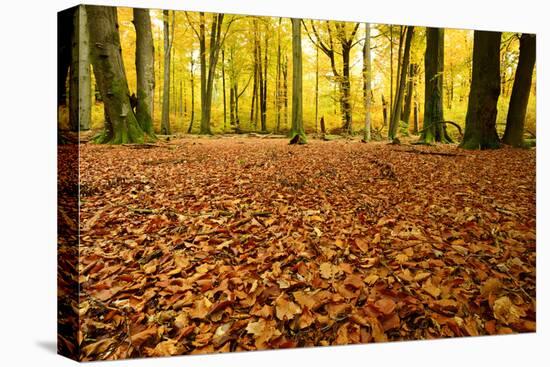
<box><xmin>74</xmin><ymin>137</ymin><xmax>535</xmax><ymax>360</ymax></box>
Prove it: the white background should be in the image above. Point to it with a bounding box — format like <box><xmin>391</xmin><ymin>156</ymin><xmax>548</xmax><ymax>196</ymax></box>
<box><xmin>0</xmin><ymin>0</ymin><xmax>546</xmax><ymax>365</ymax></box>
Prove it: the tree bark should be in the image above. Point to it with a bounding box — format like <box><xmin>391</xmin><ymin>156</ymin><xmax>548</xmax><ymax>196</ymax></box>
<box><xmin>461</xmin><ymin>30</ymin><xmax>502</xmax><ymax>149</ymax></box>
<box><xmin>420</xmin><ymin>28</ymin><xmax>450</xmax><ymax>143</ymax></box>
<box><xmin>389</xmin><ymin>26</ymin><xmax>414</xmax><ymax>140</ymax></box>
<box><xmin>133</xmin><ymin>8</ymin><xmax>156</xmax><ymax>137</ymax></box>
<box><xmin>69</xmin><ymin>5</ymin><xmax>91</xmax><ymax>131</ymax></box>
<box><xmin>363</xmin><ymin>23</ymin><xmax>372</xmax><ymax>141</ymax></box>
<box><xmin>222</xmin><ymin>47</ymin><xmax>227</xmax><ymax>129</ymax></box>
<box><xmin>187</xmin><ymin>56</ymin><xmax>195</xmax><ymax>133</ymax></box>
<box><xmin>402</xmin><ymin>63</ymin><xmax>416</xmax><ymax>127</ymax></box>
<box><xmin>161</xmin><ymin>10</ymin><xmax>172</xmax><ymax>135</ymax></box>
<box><xmin>502</xmin><ymin>33</ymin><xmax>536</xmax><ymax>147</ymax></box>
<box><xmin>290</xmin><ymin>18</ymin><xmax>306</xmax><ymax>144</ymax></box>
<box><xmin>87</xmin><ymin>5</ymin><xmax>146</xmax><ymax>144</ymax></box>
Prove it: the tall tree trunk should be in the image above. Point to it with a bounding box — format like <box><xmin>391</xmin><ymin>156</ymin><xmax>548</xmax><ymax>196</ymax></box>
<box><xmin>282</xmin><ymin>54</ymin><xmax>288</xmax><ymax>130</ymax></box>
<box><xmin>69</xmin><ymin>6</ymin><xmax>91</xmax><ymax>132</ymax></box>
<box><xmin>87</xmin><ymin>5</ymin><xmax>146</xmax><ymax>144</ymax></box>
<box><xmin>133</xmin><ymin>8</ymin><xmax>155</xmax><ymax>137</ymax></box>
<box><xmin>382</xmin><ymin>94</ymin><xmax>388</xmax><ymax>127</ymax></box>
<box><xmin>460</xmin><ymin>30</ymin><xmax>502</xmax><ymax>149</ymax></box>
<box><xmin>260</xmin><ymin>31</ymin><xmax>269</xmax><ymax>132</ymax></box>
<box><xmin>315</xmin><ymin>46</ymin><xmax>319</xmax><ymax>133</ymax></box>
<box><xmin>389</xmin><ymin>26</ymin><xmax>394</xmax><ymax>126</ymax></box>
<box><xmin>341</xmin><ymin>46</ymin><xmax>352</xmax><ymax>133</ymax></box>
<box><xmin>421</xmin><ymin>28</ymin><xmax>450</xmax><ymax>143</ymax></box>
<box><xmin>402</xmin><ymin>63</ymin><xmax>415</xmax><ymax>128</ymax></box>
<box><xmin>161</xmin><ymin>10</ymin><xmax>172</xmax><ymax>135</ymax></box>
<box><xmin>188</xmin><ymin>57</ymin><xmax>195</xmax><ymax>133</ymax></box>
<box><xmin>290</xmin><ymin>18</ymin><xmax>306</xmax><ymax>144</ymax></box>
<box><xmin>502</xmin><ymin>33</ymin><xmax>536</xmax><ymax>147</ymax></box>
<box><xmin>363</xmin><ymin>23</ymin><xmax>372</xmax><ymax>142</ymax></box>
<box><xmin>276</xmin><ymin>18</ymin><xmax>282</xmax><ymax>133</ymax></box>
<box><xmin>389</xmin><ymin>26</ymin><xmax>414</xmax><ymax>140</ymax></box>
<box><xmin>222</xmin><ymin>47</ymin><xmax>227</xmax><ymax>130</ymax></box>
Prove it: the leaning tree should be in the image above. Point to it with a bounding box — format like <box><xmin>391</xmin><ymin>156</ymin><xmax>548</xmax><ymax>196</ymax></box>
<box><xmin>460</xmin><ymin>30</ymin><xmax>502</xmax><ymax>149</ymax></box>
<box><xmin>87</xmin><ymin>5</ymin><xmax>150</xmax><ymax>144</ymax></box>
<box><xmin>502</xmin><ymin>33</ymin><xmax>536</xmax><ymax>147</ymax></box>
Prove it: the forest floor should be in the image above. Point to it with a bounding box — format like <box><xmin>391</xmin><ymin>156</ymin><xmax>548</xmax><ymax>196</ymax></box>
<box><xmin>74</xmin><ymin>137</ymin><xmax>535</xmax><ymax>360</ymax></box>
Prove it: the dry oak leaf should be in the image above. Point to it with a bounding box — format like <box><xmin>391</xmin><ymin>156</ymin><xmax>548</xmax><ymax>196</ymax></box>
<box><xmin>493</xmin><ymin>296</ymin><xmax>526</xmax><ymax>325</ymax></box>
<box><xmin>275</xmin><ymin>294</ymin><xmax>302</xmax><ymax>320</ymax></box>
<box><xmin>374</xmin><ymin>298</ymin><xmax>397</xmax><ymax>315</ymax></box>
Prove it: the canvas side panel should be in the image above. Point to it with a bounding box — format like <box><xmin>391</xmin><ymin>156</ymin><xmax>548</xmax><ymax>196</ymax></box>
<box><xmin>57</xmin><ymin>5</ymin><xmax>80</xmax><ymax>362</ymax></box>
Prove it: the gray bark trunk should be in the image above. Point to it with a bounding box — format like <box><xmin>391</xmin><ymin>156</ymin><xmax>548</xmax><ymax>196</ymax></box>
<box><xmin>69</xmin><ymin>5</ymin><xmax>91</xmax><ymax>132</ymax></box>
<box><xmin>133</xmin><ymin>8</ymin><xmax>155</xmax><ymax>137</ymax></box>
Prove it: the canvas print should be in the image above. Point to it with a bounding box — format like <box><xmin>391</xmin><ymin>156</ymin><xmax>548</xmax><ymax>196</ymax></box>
<box><xmin>57</xmin><ymin>4</ymin><xmax>536</xmax><ymax>361</ymax></box>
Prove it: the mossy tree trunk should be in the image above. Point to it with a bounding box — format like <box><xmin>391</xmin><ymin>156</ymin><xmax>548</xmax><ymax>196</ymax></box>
<box><xmin>420</xmin><ymin>28</ymin><xmax>451</xmax><ymax>143</ymax></box>
<box><xmin>69</xmin><ymin>5</ymin><xmax>91</xmax><ymax>132</ymax></box>
<box><xmin>133</xmin><ymin>8</ymin><xmax>156</xmax><ymax>138</ymax></box>
<box><xmin>502</xmin><ymin>33</ymin><xmax>536</xmax><ymax>147</ymax></box>
<box><xmin>289</xmin><ymin>18</ymin><xmax>306</xmax><ymax>144</ymax></box>
<box><xmin>388</xmin><ymin>26</ymin><xmax>414</xmax><ymax>140</ymax></box>
<box><xmin>460</xmin><ymin>30</ymin><xmax>502</xmax><ymax>150</ymax></box>
<box><xmin>87</xmin><ymin>5</ymin><xmax>146</xmax><ymax>144</ymax></box>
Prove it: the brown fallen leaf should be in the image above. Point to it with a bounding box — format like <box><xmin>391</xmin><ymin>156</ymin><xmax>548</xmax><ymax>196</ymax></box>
<box><xmin>493</xmin><ymin>296</ymin><xmax>526</xmax><ymax>325</ymax></box>
<box><xmin>275</xmin><ymin>294</ymin><xmax>302</xmax><ymax>320</ymax></box>
<box><xmin>374</xmin><ymin>298</ymin><xmax>397</xmax><ymax>315</ymax></box>
<box><xmin>130</xmin><ymin>326</ymin><xmax>158</xmax><ymax>348</ymax></box>
<box><xmin>81</xmin><ymin>338</ymin><xmax>116</xmax><ymax>357</ymax></box>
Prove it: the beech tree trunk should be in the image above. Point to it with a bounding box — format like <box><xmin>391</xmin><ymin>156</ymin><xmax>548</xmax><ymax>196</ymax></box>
<box><xmin>362</xmin><ymin>23</ymin><xmax>372</xmax><ymax>142</ymax></box>
<box><xmin>187</xmin><ymin>56</ymin><xmax>195</xmax><ymax>133</ymax></box>
<box><xmin>402</xmin><ymin>63</ymin><xmax>416</xmax><ymax>127</ymax></box>
<box><xmin>161</xmin><ymin>10</ymin><xmax>172</xmax><ymax>135</ymax></box>
<box><xmin>133</xmin><ymin>8</ymin><xmax>156</xmax><ymax>137</ymax></box>
<box><xmin>389</xmin><ymin>26</ymin><xmax>414</xmax><ymax>140</ymax></box>
<box><xmin>461</xmin><ymin>30</ymin><xmax>502</xmax><ymax>150</ymax></box>
<box><xmin>290</xmin><ymin>18</ymin><xmax>306</xmax><ymax>144</ymax></box>
<box><xmin>502</xmin><ymin>33</ymin><xmax>536</xmax><ymax>147</ymax></box>
<box><xmin>69</xmin><ymin>5</ymin><xmax>91</xmax><ymax>132</ymax></box>
<box><xmin>421</xmin><ymin>28</ymin><xmax>450</xmax><ymax>143</ymax></box>
<box><xmin>87</xmin><ymin>5</ymin><xmax>146</xmax><ymax>144</ymax></box>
